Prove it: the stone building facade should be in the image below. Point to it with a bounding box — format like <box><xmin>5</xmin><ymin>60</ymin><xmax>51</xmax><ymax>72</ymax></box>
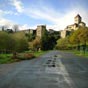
<box><xmin>36</xmin><ymin>25</ymin><xmax>47</xmax><ymax>38</ymax></box>
<box><xmin>61</xmin><ymin>14</ymin><xmax>86</xmax><ymax>38</ymax></box>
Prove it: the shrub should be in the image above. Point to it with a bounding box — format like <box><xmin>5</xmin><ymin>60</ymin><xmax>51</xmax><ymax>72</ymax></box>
<box><xmin>24</xmin><ymin>53</ymin><xmax>35</xmax><ymax>59</ymax></box>
<box><xmin>17</xmin><ymin>53</ymin><xmax>35</xmax><ymax>60</ymax></box>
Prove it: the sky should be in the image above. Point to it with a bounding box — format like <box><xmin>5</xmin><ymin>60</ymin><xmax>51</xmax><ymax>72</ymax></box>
<box><xmin>0</xmin><ymin>0</ymin><xmax>88</xmax><ymax>30</ymax></box>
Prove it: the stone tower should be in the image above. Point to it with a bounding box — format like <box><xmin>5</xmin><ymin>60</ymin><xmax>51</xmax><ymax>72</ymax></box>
<box><xmin>36</xmin><ymin>25</ymin><xmax>46</xmax><ymax>38</ymax></box>
<box><xmin>74</xmin><ymin>14</ymin><xmax>82</xmax><ymax>24</ymax></box>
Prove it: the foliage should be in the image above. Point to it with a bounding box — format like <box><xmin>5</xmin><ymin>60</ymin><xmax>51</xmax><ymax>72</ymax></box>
<box><xmin>41</xmin><ymin>29</ymin><xmax>48</xmax><ymax>50</ymax></box>
<box><xmin>47</xmin><ymin>31</ymin><xmax>60</xmax><ymax>50</ymax></box>
<box><xmin>69</xmin><ymin>27</ymin><xmax>88</xmax><ymax>52</ymax></box>
<box><xmin>12</xmin><ymin>32</ymin><xmax>29</xmax><ymax>52</ymax></box>
<box><xmin>41</xmin><ymin>30</ymin><xmax>60</xmax><ymax>50</ymax></box>
<box><xmin>78</xmin><ymin>27</ymin><xmax>88</xmax><ymax>44</ymax></box>
<box><xmin>25</xmin><ymin>33</ymin><xmax>35</xmax><ymax>41</ymax></box>
<box><xmin>0</xmin><ymin>54</ymin><xmax>14</xmax><ymax>64</ymax></box>
<box><xmin>16</xmin><ymin>53</ymin><xmax>35</xmax><ymax>60</ymax></box>
<box><xmin>0</xmin><ymin>31</ymin><xmax>29</xmax><ymax>53</ymax></box>
<box><xmin>69</xmin><ymin>27</ymin><xmax>88</xmax><ymax>44</ymax></box>
<box><xmin>0</xmin><ymin>32</ymin><xmax>15</xmax><ymax>53</ymax></box>
<box><xmin>28</xmin><ymin>37</ymin><xmax>41</xmax><ymax>51</ymax></box>
<box><xmin>56</xmin><ymin>37</ymin><xmax>71</xmax><ymax>50</ymax></box>
<box><xmin>0</xmin><ymin>51</ymin><xmax>48</xmax><ymax>64</ymax></box>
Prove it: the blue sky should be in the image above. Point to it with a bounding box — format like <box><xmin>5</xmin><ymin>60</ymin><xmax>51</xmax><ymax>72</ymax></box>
<box><xmin>0</xmin><ymin>0</ymin><xmax>88</xmax><ymax>30</ymax></box>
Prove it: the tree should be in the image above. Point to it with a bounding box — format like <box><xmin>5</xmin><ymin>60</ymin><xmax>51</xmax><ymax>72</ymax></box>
<box><xmin>41</xmin><ymin>29</ymin><xmax>49</xmax><ymax>50</ymax></box>
<box><xmin>56</xmin><ymin>37</ymin><xmax>70</xmax><ymax>50</ymax></box>
<box><xmin>26</xmin><ymin>33</ymin><xmax>35</xmax><ymax>41</ymax></box>
<box><xmin>0</xmin><ymin>32</ymin><xmax>8</xmax><ymax>53</ymax></box>
<box><xmin>78</xmin><ymin>27</ymin><xmax>88</xmax><ymax>53</ymax></box>
<box><xmin>41</xmin><ymin>30</ymin><xmax>60</xmax><ymax>50</ymax></box>
<box><xmin>69</xmin><ymin>27</ymin><xmax>88</xmax><ymax>53</ymax></box>
<box><xmin>0</xmin><ymin>32</ymin><xmax>15</xmax><ymax>53</ymax></box>
<box><xmin>47</xmin><ymin>31</ymin><xmax>60</xmax><ymax>50</ymax></box>
<box><xmin>12</xmin><ymin>32</ymin><xmax>29</xmax><ymax>52</ymax></box>
<box><xmin>69</xmin><ymin>29</ymin><xmax>81</xmax><ymax>50</ymax></box>
<box><xmin>0</xmin><ymin>31</ymin><xmax>29</xmax><ymax>55</ymax></box>
<box><xmin>16</xmin><ymin>37</ymin><xmax>28</xmax><ymax>52</ymax></box>
<box><xmin>32</xmin><ymin>37</ymin><xmax>41</xmax><ymax>51</ymax></box>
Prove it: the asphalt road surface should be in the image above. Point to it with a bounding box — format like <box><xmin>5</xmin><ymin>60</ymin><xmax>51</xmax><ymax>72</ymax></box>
<box><xmin>0</xmin><ymin>51</ymin><xmax>88</xmax><ymax>88</ymax></box>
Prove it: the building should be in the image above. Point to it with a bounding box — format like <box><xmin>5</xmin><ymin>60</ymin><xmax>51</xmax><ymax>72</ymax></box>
<box><xmin>60</xmin><ymin>30</ymin><xmax>70</xmax><ymax>38</ymax></box>
<box><xmin>48</xmin><ymin>29</ymin><xmax>55</xmax><ymax>34</ymax></box>
<box><xmin>36</xmin><ymin>25</ymin><xmax>47</xmax><ymax>38</ymax></box>
<box><xmin>61</xmin><ymin>14</ymin><xmax>86</xmax><ymax>38</ymax></box>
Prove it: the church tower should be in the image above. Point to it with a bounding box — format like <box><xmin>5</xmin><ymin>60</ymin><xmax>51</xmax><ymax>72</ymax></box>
<box><xmin>74</xmin><ymin>14</ymin><xmax>82</xmax><ymax>24</ymax></box>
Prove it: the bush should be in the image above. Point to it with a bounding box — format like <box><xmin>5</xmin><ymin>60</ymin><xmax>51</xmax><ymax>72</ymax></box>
<box><xmin>24</xmin><ymin>53</ymin><xmax>35</xmax><ymax>59</ymax></box>
<box><xmin>17</xmin><ymin>53</ymin><xmax>35</xmax><ymax>60</ymax></box>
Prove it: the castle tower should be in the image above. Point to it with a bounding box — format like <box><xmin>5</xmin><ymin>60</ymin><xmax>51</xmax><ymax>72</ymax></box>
<box><xmin>36</xmin><ymin>25</ymin><xmax>46</xmax><ymax>38</ymax></box>
<box><xmin>74</xmin><ymin>14</ymin><xmax>82</xmax><ymax>24</ymax></box>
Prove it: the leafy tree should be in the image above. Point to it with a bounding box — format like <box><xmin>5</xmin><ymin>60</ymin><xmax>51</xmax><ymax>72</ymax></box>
<box><xmin>78</xmin><ymin>27</ymin><xmax>88</xmax><ymax>53</ymax></box>
<box><xmin>56</xmin><ymin>37</ymin><xmax>70</xmax><ymax>50</ymax></box>
<box><xmin>26</xmin><ymin>33</ymin><xmax>35</xmax><ymax>41</ymax></box>
<box><xmin>0</xmin><ymin>32</ymin><xmax>15</xmax><ymax>53</ymax></box>
<box><xmin>32</xmin><ymin>37</ymin><xmax>41</xmax><ymax>51</ymax></box>
<box><xmin>69</xmin><ymin>27</ymin><xmax>88</xmax><ymax>53</ymax></box>
<box><xmin>78</xmin><ymin>27</ymin><xmax>88</xmax><ymax>44</ymax></box>
<box><xmin>0</xmin><ymin>32</ymin><xmax>8</xmax><ymax>53</ymax></box>
<box><xmin>69</xmin><ymin>29</ymin><xmax>81</xmax><ymax>50</ymax></box>
<box><xmin>41</xmin><ymin>29</ymin><xmax>48</xmax><ymax>50</ymax></box>
<box><xmin>41</xmin><ymin>30</ymin><xmax>60</xmax><ymax>50</ymax></box>
<box><xmin>12</xmin><ymin>32</ymin><xmax>29</xmax><ymax>52</ymax></box>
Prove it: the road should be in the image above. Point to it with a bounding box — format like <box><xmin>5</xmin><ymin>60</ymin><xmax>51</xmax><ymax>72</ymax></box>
<box><xmin>0</xmin><ymin>51</ymin><xmax>88</xmax><ymax>88</ymax></box>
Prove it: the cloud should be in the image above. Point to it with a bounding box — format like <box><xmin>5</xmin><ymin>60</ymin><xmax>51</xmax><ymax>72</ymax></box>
<box><xmin>19</xmin><ymin>24</ymin><xmax>30</xmax><ymax>30</ymax></box>
<box><xmin>0</xmin><ymin>18</ymin><xmax>15</xmax><ymax>26</ymax></box>
<box><xmin>25</xmin><ymin>6</ymin><xmax>60</xmax><ymax>23</ymax></box>
<box><xmin>0</xmin><ymin>9</ymin><xmax>18</xmax><ymax>16</ymax></box>
<box><xmin>10</xmin><ymin>0</ymin><xmax>24</xmax><ymax>13</ymax></box>
<box><xmin>0</xmin><ymin>0</ymin><xmax>88</xmax><ymax>31</ymax></box>
<box><xmin>24</xmin><ymin>4</ymin><xmax>88</xmax><ymax>30</ymax></box>
<box><xmin>0</xmin><ymin>9</ymin><xmax>18</xmax><ymax>27</ymax></box>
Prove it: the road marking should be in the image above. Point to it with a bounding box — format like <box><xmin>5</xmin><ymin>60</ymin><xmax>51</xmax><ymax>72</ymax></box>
<box><xmin>58</xmin><ymin>58</ymin><xmax>77</xmax><ymax>88</ymax></box>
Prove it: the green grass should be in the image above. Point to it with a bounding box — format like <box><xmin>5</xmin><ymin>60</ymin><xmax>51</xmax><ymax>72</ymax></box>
<box><xmin>24</xmin><ymin>50</ymin><xmax>49</xmax><ymax>57</ymax></box>
<box><xmin>33</xmin><ymin>51</ymin><xmax>48</xmax><ymax>57</ymax></box>
<box><xmin>62</xmin><ymin>50</ymin><xmax>88</xmax><ymax>58</ymax></box>
<box><xmin>0</xmin><ymin>54</ymin><xmax>15</xmax><ymax>64</ymax></box>
<box><xmin>73</xmin><ymin>50</ymin><xmax>88</xmax><ymax>58</ymax></box>
<box><xmin>0</xmin><ymin>51</ymin><xmax>48</xmax><ymax>64</ymax></box>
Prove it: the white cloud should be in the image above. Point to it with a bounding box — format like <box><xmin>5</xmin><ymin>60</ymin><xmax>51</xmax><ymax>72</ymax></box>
<box><xmin>0</xmin><ymin>18</ymin><xmax>14</xmax><ymax>26</ymax></box>
<box><xmin>25</xmin><ymin>5</ymin><xmax>88</xmax><ymax>31</ymax></box>
<box><xmin>25</xmin><ymin>7</ymin><xmax>59</xmax><ymax>23</ymax></box>
<box><xmin>0</xmin><ymin>9</ymin><xmax>18</xmax><ymax>16</ymax></box>
<box><xmin>10</xmin><ymin>0</ymin><xmax>24</xmax><ymax>13</ymax></box>
<box><xmin>19</xmin><ymin>24</ymin><xmax>30</xmax><ymax>30</ymax></box>
<box><xmin>0</xmin><ymin>0</ymin><xmax>88</xmax><ymax>31</ymax></box>
<box><xmin>0</xmin><ymin>9</ymin><xmax>17</xmax><ymax>27</ymax></box>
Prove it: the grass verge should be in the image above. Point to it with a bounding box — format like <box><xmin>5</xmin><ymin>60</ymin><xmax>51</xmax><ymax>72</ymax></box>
<box><xmin>62</xmin><ymin>50</ymin><xmax>88</xmax><ymax>58</ymax></box>
<box><xmin>0</xmin><ymin>54</ymin><xmax>14</xmax><ymax>64</ymax></box>
<box><xmin>0</xmin><ymin>51</ymin><xmax>48</xmax><ymax>64</ymax></box>
<box><xmin>73</xmin><ymin>50</ymin><xmax>88</xmax><ymax>58</ymax></box>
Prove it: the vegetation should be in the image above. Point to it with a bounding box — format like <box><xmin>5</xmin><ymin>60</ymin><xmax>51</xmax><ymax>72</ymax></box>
<box><xmin>56</xmin><ymin>27</ymin><xmax>88</xmax><ymax>56</ymax></box>
<box><xmin>41</xmin><ymin>30</ymin><xmax>60</xmax><ymax>50</ymax></box>
<box><xmin>56</xmin><ymin>37</ymin><xmax>70</xmax><ymax>50</ymax></box>
<box><xmin>0</xmin><ymin>54</ymin><xmax>14</xmax><ymax>64</ymax></box>
<box><xmin>0</xmin><ymin>28</ymin><xmax>58</xmax><ymax>64</ymax></box>
<box><xmin>0</xmin><ymin>26</ymin><xmax>88</xmax><ymax>64</ymax></box>
<box><xmin>0</xmin><ymin>51</ymin><xmax>48</xmax><ymax>64</ymax></box>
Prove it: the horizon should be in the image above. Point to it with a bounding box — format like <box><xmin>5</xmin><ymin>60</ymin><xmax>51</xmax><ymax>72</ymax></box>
<box><xmin>0</xmin><ymin>0</ymin><xmax>88</xmax><ymax>31</ymax></box>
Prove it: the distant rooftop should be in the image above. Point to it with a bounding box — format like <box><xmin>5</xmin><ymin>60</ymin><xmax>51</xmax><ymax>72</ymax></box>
<box><xmin>75</xmin><ymin>14</ymin><xmax>81</xmax><ymax>18</ymax></box>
